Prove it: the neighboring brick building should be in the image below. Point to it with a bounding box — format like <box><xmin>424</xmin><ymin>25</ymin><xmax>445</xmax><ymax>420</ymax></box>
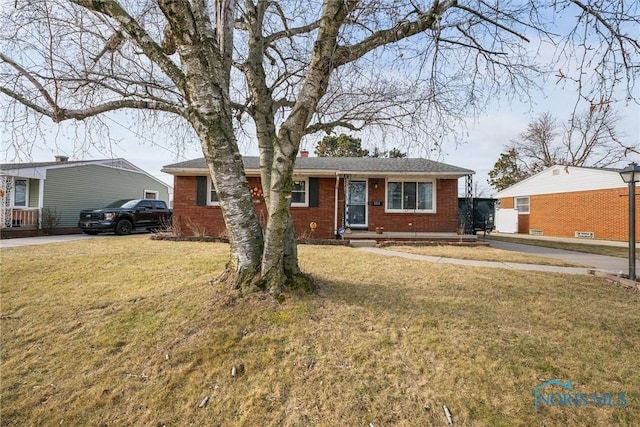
<box><xmin>162</xmin><ymin>155</ymin><xmax>474</xmax><ymax>239</ymax></box>
<box><xmin>494</xmin><ymin>165</ymin><xmax>640</xmax><ymax>242</ymax></box>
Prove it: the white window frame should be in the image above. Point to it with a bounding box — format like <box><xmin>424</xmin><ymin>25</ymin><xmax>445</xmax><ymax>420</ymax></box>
<box><xmin>143</xmin><ymin>189</ymin><xmax>159</xmax><ymax>200</ymax></box>
<box><xmin>207</xmin><ymin>177</ymin><xmax>308</xmax><ymax>207</ymax></box>
<box><xmin>207</xmin><ymin>178</ymin><xmax>220</xmax><ymax>206</ymax></box>
<box><xmin>385</xmin><ymin>178</ymin><xmax>436</xmax><ymax>213</ymax></box>
<box><xmin>13</xmin><ymin>178</ymin><xmax>28</xmax><ymax>207</ymax></box>
<box><xmin>291</xmin><ymin>177</ymin><xmax>309</xmax><ymax>207</ymax></box>
<box><xmin>515</xmin><ymin>196</ymin><xmax>530</xmax><ymax>214</ymax></box>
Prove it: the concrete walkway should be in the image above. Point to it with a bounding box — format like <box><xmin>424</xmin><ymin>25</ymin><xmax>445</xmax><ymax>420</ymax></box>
<box><xmin>357</xmin><ymin>247</ymin><xmax>592</xmax><ymax>275</ymax></box>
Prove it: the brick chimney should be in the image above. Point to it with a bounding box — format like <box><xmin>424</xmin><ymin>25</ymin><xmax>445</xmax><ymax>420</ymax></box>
<box><xmin>300</xmin><ymin>150</ymin><xmax>309</xmax><ymax>158</ymax></box>
<box><xmin>55</xmin><ymin>155</ymin><xmax>69</xmax><ymax>163</ymax></box>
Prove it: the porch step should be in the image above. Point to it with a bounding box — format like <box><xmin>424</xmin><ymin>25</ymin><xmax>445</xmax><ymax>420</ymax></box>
<box><xmin>349</xmin><ymin>239</ymin><xmax>378</xmax><ymax>248</ymax></box>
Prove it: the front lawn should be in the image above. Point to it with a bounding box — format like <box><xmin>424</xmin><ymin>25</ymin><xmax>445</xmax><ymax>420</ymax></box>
<box><xmin>1</xmin><ymin>236</ymin><xmax>638</xmax><ymax>426</ymax></box>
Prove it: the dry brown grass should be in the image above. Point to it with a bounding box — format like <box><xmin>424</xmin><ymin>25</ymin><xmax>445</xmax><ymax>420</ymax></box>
<box><xmin>1</xmin><ymin>236</ymin><xmax>638</xmax><ymax>426</ymax></box>
<box><xmin>386</xmin><ymin>244</ymin><xmax>586</xmax><ymax>267</ymax></box>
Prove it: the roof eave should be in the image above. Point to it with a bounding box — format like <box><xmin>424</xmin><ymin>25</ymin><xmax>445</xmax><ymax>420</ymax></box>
<box><xmin>162</xmin><ymin>166</ymin><xmax>474</xmax><ymax>178</ymax></box>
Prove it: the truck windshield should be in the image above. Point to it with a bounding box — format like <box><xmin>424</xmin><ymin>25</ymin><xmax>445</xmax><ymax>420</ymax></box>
<box><xmin>104</xmin><ymin>199</ymin><xmax>137</xmax><ymax>208</ymax></box>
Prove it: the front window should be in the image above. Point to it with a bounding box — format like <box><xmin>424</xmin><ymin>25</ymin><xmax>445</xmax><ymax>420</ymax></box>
<box><xmin>206</xmin><ymin>178</ymin><xmax>307</xmax><ymax>206</ymax></box>
<box><xmin>209</xmin><ymin>181</ymin><xmax>219</xmax><ymax>205</ymax></box>
<box><xmin>515</xmin><ymin>196</ymin><xmax>530</xmax><ymax>214</ymax></box>
<box><xmin>13</xmin><ymin>179</ymin><xmax>27</xmax><ymax>207</ymax></box>
<box><xmin>386</xmin><ymin>180</ymin><xmax>435</xmax><ymax>212</ymax></box>
<box><xmin>292</xmin><ymin>179</ymin><xmax>308</xmax><ymax>206</ymax></box>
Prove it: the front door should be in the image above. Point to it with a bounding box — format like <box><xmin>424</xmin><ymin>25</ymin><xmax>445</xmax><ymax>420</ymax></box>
<box><xmin>346</xmin><ymin>180</ymin><xmax>367</xmax><ymax>228</ymax></box>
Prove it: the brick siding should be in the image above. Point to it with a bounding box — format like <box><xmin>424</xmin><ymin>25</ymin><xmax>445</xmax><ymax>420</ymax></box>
<box><xmin>499</xmin><ymin>187</ymin><xmax>640</xmax><ymax>242</ymax></box>
<box><xmin>172</xmin><ymin>175</ymin><xmax>460</xmax><ymax>239</ymax></box>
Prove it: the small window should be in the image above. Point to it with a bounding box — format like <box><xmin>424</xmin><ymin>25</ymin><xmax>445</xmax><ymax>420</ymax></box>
<box><xmin>207</xmin><ymin>179</ymin><xmax>219</xmax><ymax>205</ymax></box>
<box><xmin>144</xmin><ymin>190</ymin><xmax>159</xmax><ymax>199</ymax></box>
<box><xmin>291</xmin><ymin>178</ymin><xmax>308</xmax><ymax>207</ymax></box>
<box><xmin>515</xmin><ymin>196</ymin><xmax>530</xmax><ymax>214</ymax></box>
<box><xmin>13</xmin><ymin>179</ymin><xmax>27</xmax><ymax>207</ymax></box>
<box><xmin>386</xmin><ymin>180</ymin><xmax>435</xmax><ymax>213</ymax></box>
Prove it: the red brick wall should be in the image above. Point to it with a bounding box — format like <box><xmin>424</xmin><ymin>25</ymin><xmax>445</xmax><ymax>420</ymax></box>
<box><xmin>172</xmin><ymin>176</ymin><xmax>226</xmax><ymax>238</ymax></box>
<box><xmin>501</xmin><ymin>198</ymin><xmax>514</xmax><ymax>209</ymax></box>
<box><xmin>172</xmin><ymin>175</ymin><xmax>460</xmax><ymax>239</ymax></box>
<box><xmin>499</xmin><ymin>187</ymin><xmax>640</xmax><ymax>242</ymax></box>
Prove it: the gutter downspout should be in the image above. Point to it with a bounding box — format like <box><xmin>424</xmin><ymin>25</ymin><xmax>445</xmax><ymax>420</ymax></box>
<box><xmin>334</xmin><ymin>171</ymin><xmax>340</xmax><ymax>237</ymax></box>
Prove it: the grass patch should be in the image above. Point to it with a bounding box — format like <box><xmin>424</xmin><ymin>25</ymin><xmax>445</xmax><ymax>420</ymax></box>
<box><xmin>386</xmin><ymin>244</ymin><xmax>586</xmax><ymax>267</ymax></box>
<box><xmin>1</xmin><ymin>235</ymin><xmax>639</xmax><ymax>426</ymax></box>
<box><xmin>486</xmin><ymin>234</ymin><xmax>639</xmax><ymax>259</ymax></box>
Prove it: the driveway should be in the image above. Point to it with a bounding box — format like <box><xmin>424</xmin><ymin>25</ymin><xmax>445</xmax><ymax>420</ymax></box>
<box><xmin>0</xmin><ymin>234</ymin><xmax>104</xmax><ymax>249</ymax></box>
<box><xmin>487</xmin><ymin>239</ymin><xmax>630</xmax><ymax>274</ymax></box>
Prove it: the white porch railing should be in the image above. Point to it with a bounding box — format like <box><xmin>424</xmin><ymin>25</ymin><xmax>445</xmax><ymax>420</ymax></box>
<box><xmin>1</xmin><ymin>208</ymin><xmax>40</xmax><ymax>229</ymax></box>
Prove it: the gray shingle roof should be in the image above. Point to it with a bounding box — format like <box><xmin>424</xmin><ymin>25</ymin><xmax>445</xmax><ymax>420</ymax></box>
<box><xmin>0</xmin><ymin>160</ymin><xmax>90</xmax><ymax>170</ymax></box>
<box><xmin>0</xmin><ymin>158</ymin><xmax>146</xmax><ymax>173</ymax></box>
<box><xmin>1</xmin><ymin>158</ymin><xmax>140</xmax><ymax>173</ymax></box>
<box><xmin>163</xmin><ymin>156</ymin><xmax>474</xmax><ymax>176</ymax></box>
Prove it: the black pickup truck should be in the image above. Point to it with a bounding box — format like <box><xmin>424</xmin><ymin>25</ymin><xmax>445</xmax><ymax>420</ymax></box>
<box><xmin>78</xmin><ymin>199</ymin><xmax>172</xmax><ymax>235</ymax></box>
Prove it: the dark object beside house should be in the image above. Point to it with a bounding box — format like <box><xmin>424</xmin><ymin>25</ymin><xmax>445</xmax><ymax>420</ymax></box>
<box><xmin>78</xmin><ymin>199</ymin><xmax>172</xmax><ymax>235</ymax></box>
<box><xmin>458</xmin><ymin>198</ymin><xmax>496</xmax><ymax>234</ymax></box>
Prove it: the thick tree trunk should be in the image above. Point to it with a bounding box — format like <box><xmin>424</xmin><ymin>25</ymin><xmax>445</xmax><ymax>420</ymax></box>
<box><xmin>202</xmin><ymin>137</ymin><xmax>264</xmax><ymax>292</ymax></box>
<box><xmin>157</xmin><ymin>0</ymin><xmax>264</xmax><ymax>292</ymax></box>
<box><xmin>259</xmin><ymin>142</ymin><xmax>312</xmax><ymax>294</ymax></box>
<box><xmin>250</xmin><ymin>2</ymin><xmax>353</xmax><ymax>294</ymax></box>
<box><xmin>246</xmin><ymin>2</ymin><xmax>305</xmax><ymax>294</ymax></box>
<box><xmin>189</xmin><ymin>117</ymin><xmax>264</xmax><ymax>292</ymax></box>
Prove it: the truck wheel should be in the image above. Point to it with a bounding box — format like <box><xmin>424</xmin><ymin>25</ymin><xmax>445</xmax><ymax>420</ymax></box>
<box><xmin>115</xmin><ymin>219</ymin><xmax>132</xmax><ymax>235</ymax></box>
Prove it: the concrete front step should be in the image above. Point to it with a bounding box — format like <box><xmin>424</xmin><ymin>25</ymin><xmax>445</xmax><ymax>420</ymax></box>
<box><xmin>349</xmin><ymin>239</ymin><xmax>378</xmax><ymax>248</ymax></box>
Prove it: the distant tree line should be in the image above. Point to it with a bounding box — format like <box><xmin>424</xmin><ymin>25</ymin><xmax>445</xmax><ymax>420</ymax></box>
<box><xmin>314</xmin><ymin>134</ymin><xmax>406</xmax><ymax>158</ymax></box>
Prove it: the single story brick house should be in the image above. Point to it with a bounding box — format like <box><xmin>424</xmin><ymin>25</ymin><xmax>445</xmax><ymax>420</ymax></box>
<box><xmin>162</xmin><ymin>154</ymin><xmax>474</xmax><ymax>239</ymax></box>
<box><xmin>1</xmin><ymin>156</ymin><xmax>170</xmax><ymax>234</ymax></box>
<box><xmin>494</xmin><ymin>164</ymin><xmax>639</xmax><ymax>242</ymax></box>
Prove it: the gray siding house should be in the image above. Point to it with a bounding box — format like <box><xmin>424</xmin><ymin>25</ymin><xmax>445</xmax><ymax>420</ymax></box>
<box><xmin>1</xmin><ymin>156</ymin><xmax>170</xmax><ymax>232</ymax></box>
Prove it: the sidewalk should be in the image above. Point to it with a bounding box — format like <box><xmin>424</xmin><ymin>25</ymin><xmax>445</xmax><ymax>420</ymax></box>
<box><xmin>357</xmin><ymin>247</ymin><xmax>601</xmax><ymax>276</ymax></box>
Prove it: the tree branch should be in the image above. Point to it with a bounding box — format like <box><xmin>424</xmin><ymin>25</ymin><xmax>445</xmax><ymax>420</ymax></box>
<box><xmin>71</xmin><ymin>0</ymin><xmax>187</xmax><ymax>92</ymax></box>
<box><xmin>569</xmin><ymin>0</ymin><xmax>640</xmax><ymax>71</ymax></box>
<box><xmin>454</xmin><ymin>3</ymin><xmax>530</xmax><ymax>43</ymax></box>
<box><xmin>333</xmin><ymin>0</ymin><xmax>457</xmax><ymax>67</ymax></box>
<box><xmin>0</xmin><ymin>83</ymin><xmax>186</xmax><ymax>122</ymax></box>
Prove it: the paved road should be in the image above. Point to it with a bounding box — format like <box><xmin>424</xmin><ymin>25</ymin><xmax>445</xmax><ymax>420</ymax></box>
<box><xmin>487</xmin><ymin>239</ymin><xmax>630</xmax><ymax>275</ymax></box>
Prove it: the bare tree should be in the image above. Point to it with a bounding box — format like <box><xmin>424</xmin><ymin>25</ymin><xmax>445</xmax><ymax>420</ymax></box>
<box><xmin>504</xmin><ymin>108</ymin><xmax>633</xmax><ymax>177</ymax></box>
<box><xmin>509</xmin><ymin>112</ymin><xmax>562</xmax><ymax>174</ymax></box>
<box><xmin>564</xmin><ymin>106</ymin><xmax>636</xmax><ymax>167</ymax></box>
<box><xmin>2</xmin><ymin>1</ymin><xmax>639</xmax><ymax>293</ymax></box>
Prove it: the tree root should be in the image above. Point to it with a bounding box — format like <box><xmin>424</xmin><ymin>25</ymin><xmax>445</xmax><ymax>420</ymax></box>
<box><xmin>211</xmin><ymin>262</ymin><xmax>315</xmax><ymax>300</ymax></box>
